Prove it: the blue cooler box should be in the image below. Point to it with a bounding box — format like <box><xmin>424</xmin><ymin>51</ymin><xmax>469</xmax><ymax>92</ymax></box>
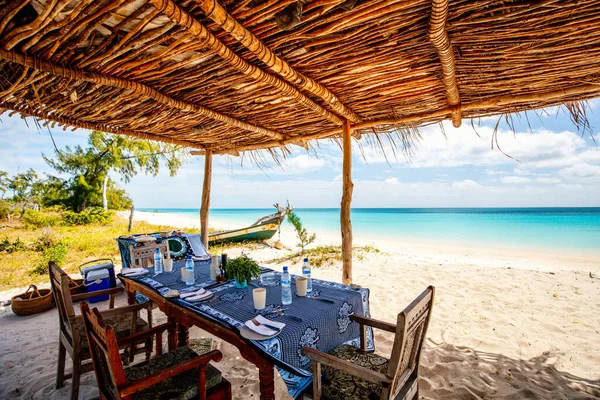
<box><xmin>80</xmin><ymin>259</ymin><xmax>116</xmax><ymax>303</ymax></box>
<box><xmin>85</xmin><ymin>269</ymin><xmax>110</xmax><ymax>303</ymax></box>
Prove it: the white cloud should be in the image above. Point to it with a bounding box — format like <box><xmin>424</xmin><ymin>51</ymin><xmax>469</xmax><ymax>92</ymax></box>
<box><xmin>559</xmin><ymin>164</ymin><xmax>600</xmax><ymax>182</ymax></box>
<box><xmin>360</xmin><ymin>122</ymin><xmax>597</xmax><ymax>170</ymax></box>
<box><xmin>281</xmin><ymin>154</ymin><xmax>325</xmax><ymax>173</ymax></box>
<box><xmin>384</xmin><ymin>177</ymin><xmax>399</xmax><ymax>185</ymax></box>
<box><xmin>500</xmin><ymin>176</ymin><xmax>531</xmax><ymax>184</ymax></box>
<box><xmin>452</xmin><ymin>179</ymin><xmax>480</xmax><ymax>189</ymax></box>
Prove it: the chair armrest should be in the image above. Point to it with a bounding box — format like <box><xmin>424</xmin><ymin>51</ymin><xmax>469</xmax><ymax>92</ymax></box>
<box><xmin>302</xmin><ymin>347</ymin><xmax>392</xmax><ymax>386</ymax></box>
<box><xmin>94</xmin><ymin>301</ymin><xmax>151</xmax><ymax>318</ymax></box>
<box><xmin>116</xmin><ymin>322</ymin><xmax>175</xmax><ymax>347</ymax></box>
<box><xmin>70</xmin><ymin>302</ymin><xmax>150</xmax><ymax>326</ymax></box>
<box><xmin>71</xmin><ymin>286</ymin><xmax>123</xmax><ymax>301</ymax></box>
<box><xmin>350</xmin><ymin>314</ymin><xmax>396</xmax><ymax>333</ymax></box>
<box><xmin>120</xmin><ymin>350</ymin><xmax>223</xmax><ymax>397</ymax></box>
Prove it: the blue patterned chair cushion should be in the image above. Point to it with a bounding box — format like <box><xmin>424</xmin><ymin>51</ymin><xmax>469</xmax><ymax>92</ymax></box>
<box><xmin>76</xmin><ymin>314</ymin><xmax>148</xmax><ymax>350</ymax></box>
<box><xmin>321</xmin><ymin>344</ymin><xmax>390</xmax><ymax>400</ymax></box>
<box><xmin>124</xmin><ymin>346</ymin><xmax>222</xmax><ymax>400</ymax></box>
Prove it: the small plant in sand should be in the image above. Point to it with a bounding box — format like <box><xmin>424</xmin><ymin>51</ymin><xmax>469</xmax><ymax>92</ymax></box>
<box><xmin>287</xmin><ymin>211</ymin><xmax>316</xmax><ymax>253</ymax></box>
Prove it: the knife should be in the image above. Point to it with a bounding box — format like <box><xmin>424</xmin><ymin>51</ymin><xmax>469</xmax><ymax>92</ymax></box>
<box><xmin>203</xmin><ymin>280</ymin><xmax>229</xmax><ymax>290</ymax></box>
<box><xmin>309</xmin><ymin>297</ymin><xmax>335</xmax><ymax>304</ymax></box>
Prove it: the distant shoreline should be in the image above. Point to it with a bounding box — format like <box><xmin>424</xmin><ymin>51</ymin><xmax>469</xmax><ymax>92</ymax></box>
<box><xmin>123</xmin><ymin>210</ymin><xmax>600</xmax><ymax>273</ymax></box>
<box><xmin>134</xmin><ymin>207</ymin><xmax>600</xmax><ymax>257</ymax></box>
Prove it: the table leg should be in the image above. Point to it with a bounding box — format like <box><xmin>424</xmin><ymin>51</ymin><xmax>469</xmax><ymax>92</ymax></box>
<box><xmin>176</xmin><ymin>323</ymin><xmax>189</xmax><ymax>347</ymax></box>
<box><xmin>167</xmin><ymin>318</ymin><xmax>177</xmax><ymax>351</ymax></box>
<box><xmin>258</xmin><ymin>366</ymin><xmax>275</xmax><ymax>400</ymax></box>
<box><xmin>127</xmin><ymin>289</ymin><xmax>136</xmax><ymax>305</ymax></box>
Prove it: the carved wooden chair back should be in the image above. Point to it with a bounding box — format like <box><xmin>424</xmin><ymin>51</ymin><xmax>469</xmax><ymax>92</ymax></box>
<box><xmin>80</xmin><ymin>301</ymin><xmax>126</xmax><ymax>400</ymax></box>
<box><xmin>49</xmin><ymin>262</ymin><xmax>78</xmax><ymax>344</ymax></box>
<box><xmin>386</xmin><ymin>286</ymin><xmax>435</xmax><ymax>399</ymax></box>
<box><xmin>130</xmin><ymin>242</ymin><xmax>168</xmax><ymax>268</ymax></box>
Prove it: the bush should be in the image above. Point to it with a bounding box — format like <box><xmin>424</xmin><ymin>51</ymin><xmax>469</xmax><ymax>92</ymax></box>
<box><xmin>21</xmin><ymin>209</ymin><xmax>61</xmax><ymax>228</ymax></box>
<box><xmin>31</xmin><ymin>227</ymin><xmax>60</xmax><ymax>252</ymax></box>
<box><xmin>32</xmin><ymin>241</ymin><xmax>67</xmax><ymax>275</ymax></box>
<box><xmin>0</xmin><ymin>236</ymin><xmax>27</xmax><ymax>253</ymax></box>
<box><xmin>0</xmin><ymin>199</ymin><xmax>10</xmax><ymax>221</ymax></box>
<box><xmin>63</xmin><ymin>207</ymin><xmax>113</xmax><ymax>226</ymax></box>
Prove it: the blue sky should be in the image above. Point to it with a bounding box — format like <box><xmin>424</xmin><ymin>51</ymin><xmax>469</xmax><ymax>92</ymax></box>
<box><xmin>1</xmin><ymin>101</ymin><xmax>599</xmax><ymax>208</ymax></box>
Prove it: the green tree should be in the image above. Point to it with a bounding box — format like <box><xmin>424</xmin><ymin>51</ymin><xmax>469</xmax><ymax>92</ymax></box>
<box><xmin>8</xmin><ymin>169</ymin><xmax>42</xmax><ymax>217</ymax></box>
<box><xmin>287</xmin><ymin>211</ymin><xmax>316</xmax><ymax>253</ymax></box>
<box><xmin>0</xmin><ymin>170</ymin><xmax>8</xmax><ymax>198</ymax></box>
<box><xmin>44</xmin><ymin>131</ymin><xmax>188</xmax><ymax>211</ymax></box>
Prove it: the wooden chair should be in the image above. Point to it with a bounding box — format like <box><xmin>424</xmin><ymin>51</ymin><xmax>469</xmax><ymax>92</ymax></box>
<box><xmin>80</xmin><ymin>301</ymin><xmax>232</xmax><ymax>400</ymax></box>
<box><xmin>49</xmin><ymin>262</ymin><xmax>154</xmax><ymax>400</ymax></box>
<box><xmin>303</xmin><ymin>286</ymin><xmax>435</xmax><ymax>400</ymax></box>
<box><xmin>129</xmin><ymin>242</ymin><xmax>168</xmax><ymax>268</ymax></box>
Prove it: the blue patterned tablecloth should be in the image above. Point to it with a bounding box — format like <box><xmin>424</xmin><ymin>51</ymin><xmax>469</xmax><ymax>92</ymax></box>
<box><xmin>121</xmin><ymin>261</ymin><xmax>373</xmax><ymax>398</ymax></box>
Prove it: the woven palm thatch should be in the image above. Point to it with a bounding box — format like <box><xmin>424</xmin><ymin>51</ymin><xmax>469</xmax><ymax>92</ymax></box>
<box><xmin>0</xmin><ymin>0</ymin><xmax>599</xmax><ymax>155</ymax></box>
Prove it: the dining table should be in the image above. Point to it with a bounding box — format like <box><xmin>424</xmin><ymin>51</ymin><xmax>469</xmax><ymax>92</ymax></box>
<box><xmin>119</xmin><ymin>259</ymin><xmax>373</xmax><ymax>400</ymax></box>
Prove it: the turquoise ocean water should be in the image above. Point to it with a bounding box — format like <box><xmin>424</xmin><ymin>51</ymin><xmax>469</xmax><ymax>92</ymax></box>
<box><xmin>138</xmin><ymin>208</ymin><xmax>600</xmax><ymax>255</ymax></box>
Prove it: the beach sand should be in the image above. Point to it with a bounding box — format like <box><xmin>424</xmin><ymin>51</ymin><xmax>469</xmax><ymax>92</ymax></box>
<box><xmin>1</xmin><ymin>211</ymin><xmax>599</xmax><ymax>399</ymax></box>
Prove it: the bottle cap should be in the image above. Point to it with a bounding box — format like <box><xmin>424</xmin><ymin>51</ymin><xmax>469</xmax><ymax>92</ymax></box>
<box><xmin>187</xmin><ymin>255</ymin><xmax>192</xmax><ymax>260</ymax></box>
<box><xmin>283</xmin><ymin>266</ymin><xmax>288</xmax><ymax>272</ymax></box>
<box><xmin>303</xmin><ymin>258</ymin><xmax>308</xmax><ymax>262</ymax></box>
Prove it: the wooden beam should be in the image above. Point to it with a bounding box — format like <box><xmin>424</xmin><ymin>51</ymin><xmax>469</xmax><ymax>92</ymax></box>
<box><xmin>428</xmin><ymin>0</ymin><xmax>461</xmax><ymax>127</ymax></box>
<box><xmin>204</xmin><ymin>82</ymin><xmax>600</xmax><ymax>154</ymax></box>
<box><xmin>148</xmin><ymin>0</ymin><xmax>344</xmax><ymax>126</ymax></box>
<box><xmin>193</xmin><ymin>0</ymin><xmax>360</xmax><ymax>123</ymax></box>
<box><xmin>0</xmin><ymin>48</ymin><xmax>285</xmax><ymax>140</ymax></box>
<box><xmin>200</xmin><ymin>149</ymin><xmax>213</xmax><ymax>250</ymax></box>
<box><xmin>0</xmin><ymin>101</ymin><xmax>206</xmax><ymax>148</ymax></box>
<box><xmin>340</xmin><ymin>120</ymin><xmax>353</xmax><ymax>285</ymax></box>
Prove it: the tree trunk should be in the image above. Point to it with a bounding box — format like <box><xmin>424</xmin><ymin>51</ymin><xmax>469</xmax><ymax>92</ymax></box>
<box><xmin>340</xmin><ymin>120</ymin><xmax>353</xmax><ymax>285</ymax></box>
<box><xmin>128</xmin><ymin>206</ymin><xmax>135</xmax><ymax>232</ymax></box>
<box><xmin>200</xmin><ymin>150</ymin><xmax>213</xmax><ymax>250</ymax></box>
<box><xmin>102</xmin><ymin>175</ymin><xmax>109</xmax><ymax>211</ymax></box>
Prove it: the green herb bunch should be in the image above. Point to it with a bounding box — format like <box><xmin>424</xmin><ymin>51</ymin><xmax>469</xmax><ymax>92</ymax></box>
<box><xmin>226</xmin><ymin>255</ymin><xmax>262</xmax><ymax>285</ymax></box>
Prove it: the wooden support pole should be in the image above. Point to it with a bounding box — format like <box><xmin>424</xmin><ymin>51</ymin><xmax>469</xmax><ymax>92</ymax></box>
<box><xmin>340</xmin><ymin>120</ymin><xmax>353</xmax><ymax>285</ymax></box>
<box><xmin>200</xmin><ymin>150</ymin><xmax>213</xmax><ymax>250</ymax></box>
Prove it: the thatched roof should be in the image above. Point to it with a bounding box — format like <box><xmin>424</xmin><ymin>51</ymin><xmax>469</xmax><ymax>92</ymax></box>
<box><xmin>0</xmin><ymin>0</ymin><xmax>599</xmax><ymax>155</ymax></box>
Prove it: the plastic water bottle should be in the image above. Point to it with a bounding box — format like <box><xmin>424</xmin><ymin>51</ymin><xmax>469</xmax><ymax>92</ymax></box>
<box><xmin>153</xmin><ymin>248</ymin><xmax>163</xmax><ymax>274</ymax></box>
<box><xmin>281</xmin><ymin>266</ymin><xmax>292</xmax><ymax>305</ymax></box>
<box><xmin>185</xmin><ymin>255</ymin><xmax>195</xmax><ymax>286</ymax></box>
<box><xmin>302</xmin><ymin>258</ymin><xmax>312</xmax><ymax>292</ymax></box>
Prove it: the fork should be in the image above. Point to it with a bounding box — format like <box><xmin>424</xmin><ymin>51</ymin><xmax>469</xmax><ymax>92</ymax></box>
<box><xmin>276</xmin><ymin>309</ymin><xmax>303</xmax><ymax>322</ymax></box>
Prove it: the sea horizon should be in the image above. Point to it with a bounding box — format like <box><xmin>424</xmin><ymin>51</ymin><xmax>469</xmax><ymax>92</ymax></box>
<box><xmin>138</xmin><ymin>207</ymin><xmax>600</xmax><ymax>256</ymax></box>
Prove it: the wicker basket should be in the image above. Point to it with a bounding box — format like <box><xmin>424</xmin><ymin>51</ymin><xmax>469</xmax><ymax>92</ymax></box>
<box><xmin>69</xmin><ymin>277</ymin><xmax>85</xmax><ymax>295</ymax></box>
<box><xmin>11</xmin><ymin>285</ymin><xmax>53</xmax><ymax>316</ymax></box>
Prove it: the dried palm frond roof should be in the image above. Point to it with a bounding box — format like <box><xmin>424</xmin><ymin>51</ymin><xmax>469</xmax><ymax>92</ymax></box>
<box><xmin>0</xmin><ymin>0</ymin><xmax>599</xmax><ymax>155</ymax></box>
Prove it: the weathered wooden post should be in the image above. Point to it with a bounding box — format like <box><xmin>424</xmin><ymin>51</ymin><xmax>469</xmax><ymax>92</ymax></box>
<box><xmin>128</xmin><ymin>206</ymin><xmax>135</xmax><ymax>232</ymax></box>
<box><xmin>200</xmin><ymin>149</ymin><xmax>213</xmax><ymax>250</ymax></box>
<box><xmin>340</xmin><ymin>120</ymin><xmax>353</xmax><ymax>285</ymax></box>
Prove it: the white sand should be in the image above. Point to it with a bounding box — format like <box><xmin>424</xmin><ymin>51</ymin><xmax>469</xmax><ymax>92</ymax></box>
<box><xmin>1</xmin><ymin>211</ymin><xmax>599</xmax><ymax>399</ymax></box>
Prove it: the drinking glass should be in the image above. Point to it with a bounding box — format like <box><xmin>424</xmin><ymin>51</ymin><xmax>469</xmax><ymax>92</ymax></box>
<box><xmin>253</xmin><ymin>288</ymin><xmax>266</xmax><ymax>310</ymax></box>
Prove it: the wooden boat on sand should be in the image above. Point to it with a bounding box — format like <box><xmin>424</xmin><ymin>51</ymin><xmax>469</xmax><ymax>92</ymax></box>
<box><xmin>208</xmin><ymin>204</ymin><xmax>291</xmax><ymax>244</ymax></box>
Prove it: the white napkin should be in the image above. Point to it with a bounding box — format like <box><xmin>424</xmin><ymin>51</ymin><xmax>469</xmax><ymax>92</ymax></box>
<box><xmin>122</xmin><ymin>268</ymin><xmax>146</xmax><ymax>275</ymax></box>
<box><xmin>121</xmin><ymin>270</ymin><xmax>149</xmax><ymax>277</ymax></box>
<box><xmin>254</xmin><ymin>315</ymin><xmax>285</xmax><ymax>330</ymax></box>
<box><xmin>184</xmin><ymin>291</ymin><xmax>212</xmax><ymax>302</ymax></box>
<box><xmin>244</xmin><ymin>316</ymin><xmax>285</xmax><ymax>336</ymax></box>
<box><xmin>180</xmin><ymin>288</ymin><xmax>206</xmax><ymax>299</ymax></box>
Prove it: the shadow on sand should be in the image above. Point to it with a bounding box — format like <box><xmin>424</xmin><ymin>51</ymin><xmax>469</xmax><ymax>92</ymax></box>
<box><xmin>420</xmin><ymin>341</ymin><xmax>600</xmax><ymax>399</ymax></box>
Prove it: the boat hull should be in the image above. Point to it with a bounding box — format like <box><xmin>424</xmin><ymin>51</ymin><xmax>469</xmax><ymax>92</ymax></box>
<box><xmin>208</xmin><ymin>222</ymin><xmax>278</xmax><ymax>244</ymax></box>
